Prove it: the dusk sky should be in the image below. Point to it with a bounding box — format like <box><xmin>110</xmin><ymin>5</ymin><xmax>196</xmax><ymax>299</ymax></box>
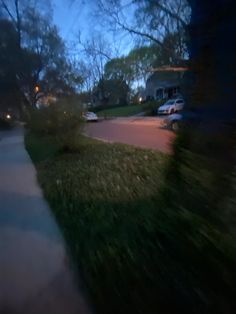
<box><xmin>53</xmin><ymin>0</ymin><xmax>134</xmax><ymax>57</ymax></box>
<box><xmin>53</xmin><ymin>0</ymin><xmax>93</xmax><ymax>42</ymax></box>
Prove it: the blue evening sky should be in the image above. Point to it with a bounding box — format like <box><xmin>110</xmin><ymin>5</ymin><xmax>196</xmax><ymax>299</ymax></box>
<box><xmin>53</xmin><ymin>0</ymin><xmax>134</xmax><ymax>57</ymax></box>
<box><xmin>53</xmin><ymin>0</ymin><xmax>91</xmax><ymax>41</ymax></box>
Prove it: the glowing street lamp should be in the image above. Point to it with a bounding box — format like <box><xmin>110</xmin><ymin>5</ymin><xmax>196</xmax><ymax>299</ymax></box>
<box><xmin>35</xmin><ymin>85</ymin><xmax>40</xmax><ymax>93</ymax></box>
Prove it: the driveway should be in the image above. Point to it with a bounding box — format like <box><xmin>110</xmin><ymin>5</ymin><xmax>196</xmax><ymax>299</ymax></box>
<box><xmin>85</xmin><ymin>117</ymin><xmax>175</xmax><ymax>154</ymax></box>
<box><xmin>0</xmin><ymin>127</ymin><xmax>92</xmax><ymax>314</ymax></box>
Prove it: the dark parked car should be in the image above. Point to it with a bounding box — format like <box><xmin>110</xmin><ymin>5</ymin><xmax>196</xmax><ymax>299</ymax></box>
<box><xmin>162</xmin><ymin>110</ymin><xmax>200</xmax><ymax>131</ymax></box>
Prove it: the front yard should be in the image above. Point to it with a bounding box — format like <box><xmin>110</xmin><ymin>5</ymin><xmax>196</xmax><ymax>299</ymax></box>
<box><xmin>96</xmin><ymin>104</ymin><xmax>144</xmax><ymax>117</ymax></box>
<box><xmin>25</xmin><ymin>131</ymin><xmax>236</xmax><ymax>314</ymax></box>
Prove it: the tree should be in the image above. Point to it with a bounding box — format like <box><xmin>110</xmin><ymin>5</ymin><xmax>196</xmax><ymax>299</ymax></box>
<box><xmin>104</xmin><ymin>57</ymin><xmax>135</xmax><ymax>87</ymax></box>
<box><xmin>127</xmin><ymin>45</ymin><xmax>162</xmax><ymax>82</ymax></box>
<box><xmin>77</xmin><ymin>61</ymin><xmax>94</xmax><ymax>93</ymax></box>
<box><xmin>1</xmin><ymin>3</ymin><xmax>82</xmax><ymax>108</ymax></box>
<box><xmin>162</xmin><ymin>1</ymin><xmax>236</xmax><ymax>311</ymax></box>
<box><xmin>79</xmin><ymin>33</ymin><xmax>112</xmax><ymax>105</ymax></box>
<box><xmin>0</xmin><ymin>0</ymin><xmax>23</xmax><ymax>45</ymax></box>
<box><xmin>0</xmin><ymin>19</ymin><xmax>22</xmax><ymax>112</ymax></box>
<box><xmin>80</xmin><ymin>33</ymin><xmax>112</xmax><ymax>83</ymax></box>
<box><xmin>95</xmin><ymin>78</ymin><xmax>129</xmax><ymax>106</ymax></box>
<box><xmin>40</xmin><ymin>59</ymin><xmax>83</xmax><ymax>98</ymax></box>
<box><xmin>95</xmin><ymin>0</ymin><xmax>190</xmax><ymax>62</ymax></box>
<box><xmin>19</xmin><ymin>7</ymin><xmax>69</xmax><ymax>105</ymax></box>
<box><xmin>0</xmin><ymin>0</ymin><xmax>50</xmax><ymax>46</ymax></box>
<box><xmin>104</xmin><ymin>44</ymin><xmax>168</xmax><ymax>90</ymax></box>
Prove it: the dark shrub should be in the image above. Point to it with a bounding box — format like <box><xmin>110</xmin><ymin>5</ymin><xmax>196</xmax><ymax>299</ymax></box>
<box><xmin>0</xmin><ymin>117</ymin><xmax>12</xmax><ymax>129</ymax></box>
<box><xmin>26</xmin><ymin>99</ymin><xmax>83</xmax><ymax>153</ymax></box>
<box><xmin>142</xmin><ymin>100</ymin><xmax>166</xmax><ymax>116</ymax></box>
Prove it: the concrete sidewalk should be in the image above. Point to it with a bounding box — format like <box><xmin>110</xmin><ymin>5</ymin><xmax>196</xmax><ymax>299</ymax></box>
<box><xmin>0</xmin><ymin>127</ymin><xmax>93</xmax><ymax>314</ymax></box>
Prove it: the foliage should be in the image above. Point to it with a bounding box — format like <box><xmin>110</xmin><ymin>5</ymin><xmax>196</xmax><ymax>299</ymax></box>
<box><xmin>142</xmin><ymin>99</ymin><xmax>165</xmax><ymax>115</ymax></box>
<box><xmin>104</xmin><ymin>45</ymin><xmax>164</xmax><ymax>89</ymax></box>
<box><xmin>133</xmin><ymin>0</ymin><xmax>190</xmax><ymax>57</ymax></box>
<box><xmin>26</xmin><ymin>133</ymin><xmax>236</xmax><ymax>314</ymax></box>
<box><xmin>95</xmin><ymin>78</ymin><xmax>130</xmax><ymax>106</ymax></box>
<box><xmin>96</xmin><ymin>0</ymin><xmax>190</xmax><ymax>60</ymax></box>
<box><xmin>104</xmin><ymin>57</ymin><xmax>135</xmax><ymax>86</ymax></box>
<box><xmin>80</xmin><ymin>33</ymin><xmax>111</xmax><ymax>87</ymax></box>
<box><xmin>0</xmin><ymin>2</ymin><xmax>82</xmax><ymax>110</ymax></box>
<box><xmin>0</xmin><ymin>19</ymin><xmax>23</xmax><ymax>112</ymax></box>
<box><xmin>127</xmin><ymin>45</ymin><xmax>162</xmax><ymax>81</ymax></box>
<box><xmin>26</xmin><ymin>99</ymin><xmax>83</xmax><ymax>152</ymax></box>
<box><xmin>0</xmin><ymin>117</ymin><xmax>13</xmax><ymax>129</ymax></box>
<box><xmin>21</xmin><ymin>7</ymin><xmax>82</xmax><ymax>104</ymax></box>
<box><xmin>102</xmin><ymin>40</ymin><xmax>186</xmax><ymax>106</ymax></box>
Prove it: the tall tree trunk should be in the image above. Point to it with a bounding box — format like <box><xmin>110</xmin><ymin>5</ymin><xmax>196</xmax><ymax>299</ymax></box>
<box><xmin>162</xmin><ymin>2</ymin><xmax>236</xmax><ymax>312</ymax></box>
<box><xmin>15</xmin><ymin>0</ymin><xmax>22</xmax><ymax>47</ymax></box>
<box><xmin>168</xmin><ymin>0</ymin><xmax>236</xmax><ymax>227</ymax></box>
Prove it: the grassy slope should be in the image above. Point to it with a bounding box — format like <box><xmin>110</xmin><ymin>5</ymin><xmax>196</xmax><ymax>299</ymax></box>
<box><xmin>97</xmin><ymin>104</ymin><xmax>144</xmax><ymax>117</ymax></box>
<box><xmin>25</xmin><ymin>133</ymin><xmax>236</xmax><ymax>314</ymax></box>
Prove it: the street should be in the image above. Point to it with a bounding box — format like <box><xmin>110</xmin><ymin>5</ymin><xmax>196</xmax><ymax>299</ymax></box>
<box><xmin>85</xmin><ymin>117</ymin><xmax>175</xmax><ymax>154</ymax></box>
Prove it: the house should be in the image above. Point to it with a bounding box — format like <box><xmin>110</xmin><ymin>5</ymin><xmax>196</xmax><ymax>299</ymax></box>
<box><xmin>145</xmin><ymin>67</ymin><xmax>186</xmax><ymax>101</ymax></box>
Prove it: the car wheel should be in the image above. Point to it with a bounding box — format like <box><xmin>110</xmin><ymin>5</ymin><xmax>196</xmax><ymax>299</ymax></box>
<box><xmin>170</xmin><ymin>108</ymin><xmax>175</xmax><ymax>114</ymax></box>
<box><xmin>171</xmin><ymin>121</ymin><xmax>179</xmax><ymax>132</ymax></box>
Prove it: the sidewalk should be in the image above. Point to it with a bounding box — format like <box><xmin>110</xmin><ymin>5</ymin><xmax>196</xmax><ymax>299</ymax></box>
<box><xmin>0</xmin><ymin>127</ymin><xmax>93</xmax><ymax>314</ymax></box>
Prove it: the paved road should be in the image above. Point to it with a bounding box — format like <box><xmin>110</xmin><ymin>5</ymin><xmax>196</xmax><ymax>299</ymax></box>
<box><xmin>85</xmin><ymin>117</ymin><xmax>175</xmax><ymax>153</ymax></box>
<box><xmin>0</xmin><ymin>127</ymin><xmax>92</xmax><ymax>314</ymax></box>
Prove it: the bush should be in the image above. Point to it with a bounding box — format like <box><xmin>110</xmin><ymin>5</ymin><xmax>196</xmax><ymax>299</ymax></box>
<box><xmin>0</xmin><ymin>117</ymin><xmax>12</xmax><ymax>129</ymax></box>
<box><xmin>26</xmin><ymin>100</ymin><xmax>83</xmax><ymax>152</ymax></box>
<box><xmin>142</xmin><ymin>100</ymin><xmax>166</xmax><ymax>116</ymax></box>
<box><xmin>28</xmin><ymin>105</ymin><xmax>81</xmax><ymax>135</ymax></box>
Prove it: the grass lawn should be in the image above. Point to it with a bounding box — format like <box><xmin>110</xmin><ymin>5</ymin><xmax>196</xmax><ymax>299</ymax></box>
<box><xmin>25</xmin><ymin>132</ymin><xmax>236</xmax><ymax>314</ymax></box>
<box><xmin>97</xmin><ymin>104</ymin><xmax>144</xmax><ymax>117</ymax></box>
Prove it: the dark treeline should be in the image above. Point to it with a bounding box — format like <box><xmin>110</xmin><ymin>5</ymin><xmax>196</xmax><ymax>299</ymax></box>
<box><xmin>0</xmin><ymin>0</ymin><xmax>81</xmax><ymax>117</ymax></box>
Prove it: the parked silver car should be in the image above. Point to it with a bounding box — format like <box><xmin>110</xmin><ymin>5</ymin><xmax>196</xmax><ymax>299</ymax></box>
<box><xmin>83</xmin><ymin>112</ymin><xmax>98</xmax><ymax>122</ymax></box>
<box><xmin>158</xmin><ymin>99</ymin><xmax>185</xmax><ymax>115</ymax></box>
<box><xmin>162</xmin><ymin>111</ymin><xmax>199</xmax><ymax>131</ymax></box>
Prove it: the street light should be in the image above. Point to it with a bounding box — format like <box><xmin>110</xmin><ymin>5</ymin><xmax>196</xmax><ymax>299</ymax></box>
<box><xmin>35</xmin><ymin>85</ymin><xmax>40</xmax><ymax>93</ymax></box>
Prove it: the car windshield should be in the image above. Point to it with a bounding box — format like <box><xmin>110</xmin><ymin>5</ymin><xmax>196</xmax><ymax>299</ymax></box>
<box><xmin>165</xmin><ymin>100</ymin><xmax>175</xmax><ymax>105</ymax></box>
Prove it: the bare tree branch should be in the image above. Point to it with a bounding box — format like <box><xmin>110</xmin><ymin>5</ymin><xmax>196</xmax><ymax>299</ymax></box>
<box><xmin>1</xmin><ymin>0</ymin><xmax>22</xmax><ymax>45</ymax></box>
<box><xmin>150</xmin><ymin>0</ymin><xmax>188</xmax><ymax>28</ymax></box>
<box><xmin>120</xmin><ymin>22</ymin><xmax>163</xmax><ymax>46</ymax></box>
<box><xmin>14</xmin><ymin>0</ymin><xmax>21</xmax><ymax>44</ymax></box>
<box><xmin>94</xmin><ymin>0</ymin><xmax>190</xmax><ymax>62</ymax></box>
<box><xmin>1</xmin><ymin>0</ymin><xmax>16</xmax><ymax>23</ymax></box>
